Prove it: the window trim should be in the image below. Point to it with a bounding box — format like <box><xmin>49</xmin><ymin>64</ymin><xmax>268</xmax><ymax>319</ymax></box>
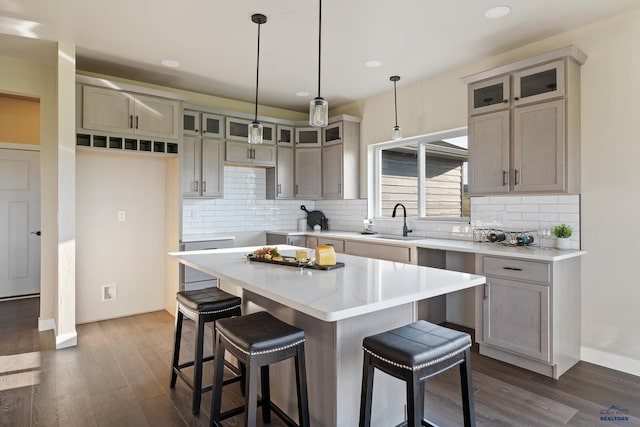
<box><xmin>368</xmin><ymin>126</ymin><xmax>468</xmax><ymax>222</ymax></box>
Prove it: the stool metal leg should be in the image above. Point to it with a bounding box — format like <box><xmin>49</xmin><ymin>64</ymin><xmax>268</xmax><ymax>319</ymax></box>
<box><xmin>294</xmin><ymin>343</ymin><xmax>310</xmax><ymax>427</ymax></box>
<box><xmin>359</xmin><ymin>351</ymin><xmax>374</xmax><ymax>427</ymax></box>
<box><xmin>460</xmin><ymin>348</ymin><xmax>476</xmax><ymax>427</ymax></box>
<box><xmin>260</xmin><ymin>365</ymin><xmax>271</xmax><ymax>424</ymax></box>
<box><xmin>170</xmin><ymin>308</ymin><xmax>184</xmax><ymax>389</ymax></box>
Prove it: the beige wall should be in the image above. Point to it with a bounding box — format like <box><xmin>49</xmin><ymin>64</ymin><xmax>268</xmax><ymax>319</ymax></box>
<box><xmin>0</xmin><ymin>53</ymin><xmax>58</xmax><ymax>329</ymax></box>
<box><xmin>0</xmin><ymin>95</ymin><xmax>40</xmax><ymax>145</ymax></box>
<box><xmin>336</xmin><ymin>10</ymin><xmax>640</xmax><ymax>373</ymax></box>
<box><xmin>76</xmin><ymin>150</ymin><xmax>170</xmax><ymax>323</ymax></box>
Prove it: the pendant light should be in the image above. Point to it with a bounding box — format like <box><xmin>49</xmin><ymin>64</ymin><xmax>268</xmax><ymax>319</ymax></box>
<box><xmin>249</xmin><ymin>13</ymin><xmax>267</xmax><ymax>144</ymax></box>
<box><xmin>390</xmin><ymin>75</ymin><xmax>402</xmax><ymax>140</ymax></box>
<box><xmin>309</xmin><ymin>0</ymin><xmax>328</xmax><ymax>127</ymax></box>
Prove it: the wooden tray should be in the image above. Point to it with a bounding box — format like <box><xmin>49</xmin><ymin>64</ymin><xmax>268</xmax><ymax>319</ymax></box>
<box><xmin>247</xmin><ymin>256</ymin><xmax>345</xmax><ymax>271</ymax></box>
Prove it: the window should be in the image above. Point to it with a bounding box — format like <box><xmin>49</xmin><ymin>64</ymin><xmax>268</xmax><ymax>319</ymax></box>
<box><xmin>370</xmin><ymin>128</ymin><xmax>469</xmax><ymax>220</ymax></box>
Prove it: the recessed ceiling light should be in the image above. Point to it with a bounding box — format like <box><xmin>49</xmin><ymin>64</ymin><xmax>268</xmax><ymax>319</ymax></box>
<box><xmin>161</xmin><ymin>59</ymin><xmax>180</xmax><ymax>68</ymax></box>
<box><xmin>365</xmin><ymin>60</ymin><xmax>383</xmax><ymax>68</ymax></box>
<box><xmin>296</xmin><ymin>91</ymin><xmax>310</xmax><ymax>97</ymax></box>
<box><xmin>484</xmin><ymin>5</ymin><xmax>511</xmax><ymax>19</ymax></box>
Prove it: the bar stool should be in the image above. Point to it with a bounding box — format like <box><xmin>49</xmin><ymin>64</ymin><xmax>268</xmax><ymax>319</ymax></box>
<box><xmin>359</xmin><ymin>320</ymin><xmax>475</xmax><ymax>427</ymax></box>
<box><xmin>210</xmin><ymin>311</ymin><xmax>310</xmax><ymax>427</ymax></box>
<box><xmin>170</xmin><ymin>287</ymin><xmax>242</xmax><ymax>415</ymax></box>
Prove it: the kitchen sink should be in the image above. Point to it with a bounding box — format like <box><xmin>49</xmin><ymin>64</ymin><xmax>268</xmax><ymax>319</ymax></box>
<box><xmin>368</xmin><ymin>234</ymin><xmax>422</xmax><ymax>241</ymax></box>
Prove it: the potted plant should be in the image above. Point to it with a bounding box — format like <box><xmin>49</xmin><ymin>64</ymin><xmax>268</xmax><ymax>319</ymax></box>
<box><xmin>552</xmin><ymin>224</ymin><xmax>572</xmax><ymax>249</ymax></box>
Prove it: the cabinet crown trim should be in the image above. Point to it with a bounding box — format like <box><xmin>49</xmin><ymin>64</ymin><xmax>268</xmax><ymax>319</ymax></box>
<box><xmin>77</xmin><ymin>75</ymin><xmax>187</xmax><ymax>101</ymax></box>
<box><xmin>461</xmin><ymin>45</ymin><xmax>587</xmax><ymax>85</ymax></box>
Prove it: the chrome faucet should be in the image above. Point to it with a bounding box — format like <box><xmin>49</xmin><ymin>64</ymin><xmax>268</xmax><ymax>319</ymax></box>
<box><xmin>392</xmin><ymin>203</ymin><xmax>413</xmax><ymax>237</ymax></box>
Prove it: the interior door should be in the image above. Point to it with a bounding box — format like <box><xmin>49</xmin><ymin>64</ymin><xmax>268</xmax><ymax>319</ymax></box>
<box><xmin>0</xmin><ymin>149</ymin><xmax>41</xmax><ymax>298</ymax></box>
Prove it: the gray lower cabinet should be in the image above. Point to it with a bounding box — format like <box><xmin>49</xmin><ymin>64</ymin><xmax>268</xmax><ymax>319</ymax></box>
<box><xmin>477</xmin><ymin>254</ymin><xmax>581</xmax><ymax>379</ymax></box>
<box><xmin>180</xmin><ymin>239</ymin><xmax>234</xmax><ymax>290</ymax></box>
<box><xmin>344</xmin><ymin>240</ymin><xmax>411</xmax><ymax>263</ymax></box>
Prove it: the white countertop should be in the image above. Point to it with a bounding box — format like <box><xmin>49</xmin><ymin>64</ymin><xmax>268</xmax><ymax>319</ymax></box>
<box><xmin>169</xmin><ymin>245</ymin><xmax>486</xmax><ymax>322</ymax></box>
<box><xmin>274</xmin><ymin>230</ymin><xmax>585</xmax><ymax>262</ymax></box>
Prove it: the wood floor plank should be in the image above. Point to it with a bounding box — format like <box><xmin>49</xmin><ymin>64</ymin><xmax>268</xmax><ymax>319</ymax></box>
<box><xmin>2</xmin><ymin>298</ymin><xmax>640</xmax><ymax>427</ymax></box>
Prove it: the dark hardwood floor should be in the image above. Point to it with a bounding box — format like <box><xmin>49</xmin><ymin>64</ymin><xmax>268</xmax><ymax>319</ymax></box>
<box><xmin>1</xmin><ymin>297</ymin><xmax>639</xmax><ymax>427</ymax></box>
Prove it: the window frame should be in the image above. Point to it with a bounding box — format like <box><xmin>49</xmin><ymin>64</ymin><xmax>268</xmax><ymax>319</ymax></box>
<box><xmin>368</xmin><ymin>126</ymin><xmax>469</xmax><ymax>222</ymax></box>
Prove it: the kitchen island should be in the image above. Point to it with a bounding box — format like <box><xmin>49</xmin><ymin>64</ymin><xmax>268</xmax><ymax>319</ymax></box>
<box><xmin>170</xmin><ymin>245</ymin><xmax>486</xmax><ymax>426</ymax></box>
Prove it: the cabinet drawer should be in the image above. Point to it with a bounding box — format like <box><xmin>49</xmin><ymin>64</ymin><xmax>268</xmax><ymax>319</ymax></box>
<box><xmin>345</xmin><ymin>241</ymin><xmax>411</xmax><ymax>263</ymax></box>
<box><xmin>483</xmin><ymin>256</ymin><xmax>550</xmax><ymax>283</ymax></box>
<box><xmin>317</xmin><ymin>237</ymin><xmax>344</xmax><ymax>253</ymax></box>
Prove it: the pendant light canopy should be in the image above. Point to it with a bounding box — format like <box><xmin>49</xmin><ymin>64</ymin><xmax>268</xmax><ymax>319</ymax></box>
<box><xmin>309</xmin><ymin>0</ymin><xmax>328</xmax><ymax>127</ymax></box>
<box><xmin>390</xmin><ymin>75</ymin><xmax>402</xmax><ymax>140</ymax></box>
<box><xmin>249</xmin><ymin>13</ymin><xmax>267</xmax><ymax>144</ymax></box>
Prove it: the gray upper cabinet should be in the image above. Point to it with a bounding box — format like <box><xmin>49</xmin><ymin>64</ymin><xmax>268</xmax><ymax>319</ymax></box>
<box><xmin>295</xmin><ymin>127</ymin><xmax>321</xmax><ymax>147</ymax></box>
<box><xmin>82</xmin><ymin>86</ymin><xmax>180</xmax><ymax>139</ymax></box>
<box><xmin>225</xmin><ymin>141</ymin><xmax>275</xmax><ymax>167</ymax></box>
<box><xmin>225</xmin><ymin>117</ymin><xmax>275</xmax><ymax>144</ymax></box>
<box><xmin>295</xmin><ymin>148</ymin><xmax>322</xmax><ymax>199</ymax></box>
<box><xmin>321</xmin><ymin>119</ymin><xmax>360</xmax><ymax>199</ymax></box>
<box><xmin>267</xmin><ymin>146</ymin><xmax>294</xmax><ymax>199</ymax></box>
<box><xmin>181</xmin><ymin>135</ymin><xmax>224</xmax><ymax>198</ymax></box>
<box><xmin>277</xmin><ymin>125</ymin><xmax>294</xmax><ymax>147</ymax></box>
<box><xmin>464</xmin><ymin>46</ymin><xmax>586</xmax><ymax>195</ymax></box>
<box><xmin>468</xmin><ymin>75</ymin><xmax>511</xmax><ymax>115</ymax></box>
<box><xmin>183</xmin><ymin>111</ymin><xmax>224</xmax><ymax>139</ymax></box>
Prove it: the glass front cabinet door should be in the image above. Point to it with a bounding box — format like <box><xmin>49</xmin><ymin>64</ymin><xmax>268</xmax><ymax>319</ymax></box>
<box><xmin>513</xmin><ymin>60</ymin><xmax>565</xmax><ymax>106</ymax></box>
<box><xmin>323</xmin><ymin>122</ymin><xmax>342</xmax><ymax>146</ymax></box>
<box><xmin>295</xmin><ymin>127</ymin><xmax>321</xmax><ymax>147</ymax></box>
<box><xmin>277</xmin><ymin>125</ymin><xmax>294</xmax><ymax>146</ymax></box>
<box><xmin>468</xmin><ymin>76</ymin><xmax>510</xmax><ymax>115</ymax></box>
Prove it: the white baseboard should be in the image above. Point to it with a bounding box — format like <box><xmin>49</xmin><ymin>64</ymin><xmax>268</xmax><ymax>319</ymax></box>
<box><xmin>55</xmin><ymin>332</ymin><xmax>78</xmax><ymax>349</ymax></box>
<box><xmin>581</xmin><ymin>346</ymin><xmax>640</xmax><ymax>377</ymax></box>
<box><xmin>38</xmin><ymin>317</ymin><xmax>56</xmax><ymax>332</ymax></box>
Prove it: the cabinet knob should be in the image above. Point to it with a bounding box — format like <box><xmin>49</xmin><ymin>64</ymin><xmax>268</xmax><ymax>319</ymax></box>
<box><xmin>503</xmin><ymin>99</ymin><xmax>509</xmax><ymax>104</ymax></box>
<box><xmin>514</xmin><ymin>96</ymin><xmax>520</xmax><ymax>101</ymax></box>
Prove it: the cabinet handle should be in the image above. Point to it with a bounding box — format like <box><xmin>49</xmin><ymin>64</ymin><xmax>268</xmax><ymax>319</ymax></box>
<box><xmin>503</xmin><ymin>266</ymin><xmax>522</xmax><ymax>271</ymax></box>
<box><xmin>203</xmin><ymin>181</ymin><xmax>207</xmax><ymax>192</ymax></box>
<box><xmin>514</xmin><ymin>169</ymin><xmax>519</xmax><ymax>185</ymax></box>
<box><xmin>502</xmin><ymin>170</ymin><xmax>508</xmax><ymax>186</ymax></box>
<box><xmin>135</xmin><ymin>116</ymin><xmax>139</xmax><ymax>129</ymax></box>
<box><xmin>194</xmin><ymin>181</ymin><xmax>198</xmax><ymax>192</ymax></box>
<box><xmin>338</xmin><ymin>183</ymin><xmax>341</xmax><ymax>193</ymax></box>
<box><xmin>129</xmin><ymin>115</ymin><xmax>134</xmax><ymax>129</ymax></box>
<box><xmin>483</xmin><ymin>282</ymin><xmax>489</xmax><ymax>300</ymax></box>
<box><xmin>278</xmin><ymin>184</ymin><xmax>281</xmax><ymax>194</ymax></box>
<box><xmin>295</xmin><ymin>184</ymin><xmax>298</xmax><ymax>195</ymax></box>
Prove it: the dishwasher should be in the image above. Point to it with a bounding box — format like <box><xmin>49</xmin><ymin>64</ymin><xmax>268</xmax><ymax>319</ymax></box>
<box><xmin>179</xmin><ymin>238</ymin><xmax>235</xmax><ymax>291</ymax></box>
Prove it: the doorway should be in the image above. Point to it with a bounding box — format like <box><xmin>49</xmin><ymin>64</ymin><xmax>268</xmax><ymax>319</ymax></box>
<box><xmin>0</xmin><ymin>94</ymin><xmax>41</xmax><ymax>299</ymax></box>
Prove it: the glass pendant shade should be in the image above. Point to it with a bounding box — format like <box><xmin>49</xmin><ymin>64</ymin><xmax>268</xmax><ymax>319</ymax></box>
<box><xmin>310</xmin><ymin>97</ymin><xmax>328</xmax><ymax>127</ymax></box>
<box><xmin>248</xmin><ymin>121</ymin><xmax>263</xmax><ymax>144</ymax></box>
<box><xmin>392</xmin><ymin>125</ymin><xmax>403</xmax><ymax>141</ymax></box>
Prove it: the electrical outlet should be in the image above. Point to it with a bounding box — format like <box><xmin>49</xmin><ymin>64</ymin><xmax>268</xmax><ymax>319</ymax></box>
<box><xmin>117</xmin><ymin>210</ymin><xmax>126</xmax><ymax>222</ymax></box>
<box><xmin>102</xmin><ymin>284</ymin><xmax>117</xmax><ymax>301</ymax></box>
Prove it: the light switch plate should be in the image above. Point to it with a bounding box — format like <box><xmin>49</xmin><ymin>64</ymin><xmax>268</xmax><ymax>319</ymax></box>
<box><xmin>117</xmin><ymin>210</ymin><xmax>126</xmax><ymax>222</ymax></box>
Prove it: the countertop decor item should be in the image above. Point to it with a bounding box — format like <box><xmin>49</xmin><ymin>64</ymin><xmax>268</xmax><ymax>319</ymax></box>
<box><xmin>552</xmin><ymin>223</ymin><xmax>573</xmax><ymax>249</ymax></box>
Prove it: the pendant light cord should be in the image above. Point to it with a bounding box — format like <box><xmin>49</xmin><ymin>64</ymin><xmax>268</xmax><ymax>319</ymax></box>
<box><xmin>254</xmin><ymin>21</ymin><xmax>261</xmax><ymax>121</ymax></box>
<box><xmin>317</xmin><ymin>0</ymin><xmax>322</xmax><ymax>98</ymax></box>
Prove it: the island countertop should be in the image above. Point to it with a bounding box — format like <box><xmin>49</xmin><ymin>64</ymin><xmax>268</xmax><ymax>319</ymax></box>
<box><xmin>169</xmin><ymin>245</ymin><xmax>486</xmax><ymax>322</ymax></box>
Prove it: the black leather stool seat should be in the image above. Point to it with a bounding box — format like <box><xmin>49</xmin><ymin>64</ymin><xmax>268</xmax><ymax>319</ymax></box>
<box><xmin>170</xmin><ymin>287</ymin><xmax>242</xmax><ymax>416</ymax></box>
<box><xmin>216</xmin><ymin>311</ymin><xmax>305</xmax><ymax>355</ymax></box>
<box><xmin>211</xmin><ymin>311</ymin><xmax>310</xmax><ymax>427</ymax></box>
<box><xmin>362</xmin><ymin>320</ymin><xmax>471</xmax><ymax>371</ymax></box>
<box><xmin>176</xmin><ymin>288</ymin><xmax>241</xmax><ymax>315</ymax></box>
<box><xmin>359</xmin><ymin>320</ymin><xmax>476</xmax><ymax>427</ymax></box>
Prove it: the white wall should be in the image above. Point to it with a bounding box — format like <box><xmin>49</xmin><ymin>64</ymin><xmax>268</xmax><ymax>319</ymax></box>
<box><xmin>76</xmin><ymin>150</ymin><xmax>168</xmax><ymax>323</ymax></box>
<box><xmin>335</xmin><ymin>10</ymin><xmax>640</xmax><ymax>374</ymax></box>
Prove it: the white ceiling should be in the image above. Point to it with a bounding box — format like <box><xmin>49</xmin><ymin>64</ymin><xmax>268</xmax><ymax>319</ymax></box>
<box><xmin>1</xmin><ymin>0</ymin><xmax>640</xmax><ymax>112</ymax></box>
